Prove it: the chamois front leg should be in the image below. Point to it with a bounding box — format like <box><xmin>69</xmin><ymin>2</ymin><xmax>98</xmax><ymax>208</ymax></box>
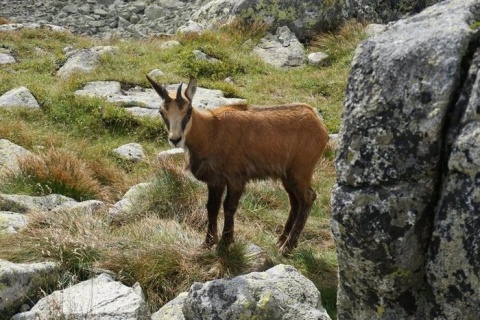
<box><xmin>277</xmin><ymin>177</ymin><xmax>300</xmax><ymax>248</ymax></box>
<box><xmin>219</xmin><ymin>183</ymin><xmax>245</xmax><ymax>247</ymax></box>
<box><xmin>204</xmin><ymin>183</ymin><xmax>225</xmax><ymax>248</ymax></box>
<box><xmin>280</xmin><ymin>186</ymin><xmax>317</xmax><ymax>256</ymax></box>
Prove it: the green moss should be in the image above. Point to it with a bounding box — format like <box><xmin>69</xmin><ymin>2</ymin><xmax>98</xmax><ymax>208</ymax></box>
<box><xmin>470</xmin><ymin>21</ymin><xmax>480</xmax><ymax>30</ymax></box>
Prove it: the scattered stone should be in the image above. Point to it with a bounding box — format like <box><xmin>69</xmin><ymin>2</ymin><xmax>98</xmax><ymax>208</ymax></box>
<box><xmin>0</xmin><ymin>211</ymin><xmax>28</xmax><ymax>234</ymax></box>
<box><xmin>253</xmin><ymin>26</ymin><xmax>305</xmax><ymax>68</ymax></box>
<box><xmin>0</xmin><ymin>259</ymin><xmax>59</xmax><ymax>319</ymax></box>
<box><xmin>158</xmin><ymin>148</ymin><xmax>185</xmax><ymax>159</ymax></box>
<box><xmin>0</xmin><ymin>23</ymin><xmax>68</xmax><ymax>33</ymax></box>
<box><xmin>151</xmin><ymin>292</ymin><xmax>187</xmax><ymax>320</ymax></box>
<box><xmin>308</xmin><ymin>52</ymin><xmax>329</xmax><ymax>66</ymax></box>
<box><xmin>12</xmin><ymin>273</ymin><xmax>150</xmax><ymax>320</ymax></box>
<box><xmin>365</xmin><ymin>23</ymin><xmax>387</xmax><ymax>37</ymax></box>
<box><xmin>177</xmin><ymin>20</ymin><xmax>205</xmax><ymax>34</ymax></box>
<box><xmin>148</xmin><ymin>69</ymin><xmax>165</xmax><ymax>78</ymax></box>
<box><xmin>244</xmin><ymin>243</ymin><xmax>270</xmax><ymax>273</ymax></box>
<box><xmin>57</xmin><ymin>46</ymin><xmax>116</xmax><ymax>78</ymax></box>
<box><xmin>183</xmin><ymin>264</ymin><xmax>331</xmax><ymax>320</ymax></box>
<box><xmin>160</xmin><ymin>40</ymin><xmax>181</xmax><ymax>49</ymax></box>
<box><xmin>0</xmin><ymin>194</ymin><xmax>78</xmax><ymax>214</ymax></box>
<box><xmin>0</xmin><ymin>139</ymin><xmax>34</xmax><ymax>177</ymax></box>
<box><xmin>224</xmin><ymin>76</ymin><xmax>235</xmax><ymax>84</ymax></box>
<box><xmin>0</xmin><ymin>87</ymin><xmax>40</xmax><ymax>109</ymax></box>
<box><xmin>193</xmin><ymin>49</ymin><xmax>218</xmax><ymax>62</ymax></box>
<box><xmin>113</xmin><ymin>143</ymin><xmax>145</xmax><ymax>162</ymax></box>
<box><xmin>108</xmin><ymin>182</ymin><xmax>153</xmax><ymax>221</ymax></box>
<box><xmin>0</xmin><ymin>52</ymin><xmax>16</xmax><ymax>64</ymax></box>
<box><xmin>52</xmin><ymin>200</ymin><xmax>106</xmax><ymax>215</ymax></box>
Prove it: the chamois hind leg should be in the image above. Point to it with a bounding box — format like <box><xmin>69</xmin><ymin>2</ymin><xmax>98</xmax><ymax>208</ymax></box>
<box><xmin>279</xmin><ymin>179</ymin><xmax>316</xmax><ymax>256</ymax></box>
<box><xmin>277</xmin><ymin>177</ymin><xmax>300</xmax><ymax>248</ymax></box>
<box><xmin>203</xmin><ymin>183</ymin><xmax>225</xmax><ymax>248</ymax></box>
<box><xmin>219</xmin><ymin>182</ymin><xmax>245</xmax><ymax>247</ymax></box>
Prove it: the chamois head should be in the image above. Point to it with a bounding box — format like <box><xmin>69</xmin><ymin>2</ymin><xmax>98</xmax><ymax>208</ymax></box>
<box><xmin>146</xmin><ymin>75</ymin><xmax>197</xmax><ymax>148</ymax></box>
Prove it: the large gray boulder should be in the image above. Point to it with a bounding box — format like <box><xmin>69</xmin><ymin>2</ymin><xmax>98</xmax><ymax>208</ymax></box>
<box><xmin>0</xmin><ymin>259</ymin><xmax>59</xmax><ymax>319</ymax></box>
<box><xmin>12</xmin><ymin>273</ymin><xmax>150</xmax><ymax>319</ymax></box>
<box><xmin>332</xmin><ymin>0</ymin><xmax>480</xmax><ymax>318</ymax></box>
<box><xmin>344</xmin><ymin>0</ymin><xmax>441</xmax><ymax>24</ymax></box>
<box><xmin>182</xmin><ymin>264</ymin><xmax>330</xmax><ymax>320</ymax></box>
<box><xmin>425</xmin><ymin>41</ymin><xmax>480</xmax><ymax>320</ymax></box>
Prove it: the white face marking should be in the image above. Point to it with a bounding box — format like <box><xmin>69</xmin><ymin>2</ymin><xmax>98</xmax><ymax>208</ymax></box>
<box><xmin>161</xmin><ymin>93</ymin><xmax>192</xmax><ymax>148</ymax></box>
<box><xmin>147</xmin><ymin>76</ymin><xmax>197</xmax><ymax>149</ymax></box>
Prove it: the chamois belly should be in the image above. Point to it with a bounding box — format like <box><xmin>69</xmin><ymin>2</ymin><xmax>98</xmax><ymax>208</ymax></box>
<box><xmin>189</xmin><ymin>151</ymin><xmax>287</xmax><ymax>185</ymax></box>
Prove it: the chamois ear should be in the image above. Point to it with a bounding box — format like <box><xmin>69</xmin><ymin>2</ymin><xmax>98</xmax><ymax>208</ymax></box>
<box><xmin>185</xmin><ymin>76</ymin><xmax>197</xmax><ymax>102</ymax></box>
<box><xmin>176</xmin><ymin>83</ymin><xmax>183</xmax><ymax>101</ymax></box>
<box><xmin>146</xmin><ymin>75</ymin><xmax>169</xmax><ymax>101</ymax></box>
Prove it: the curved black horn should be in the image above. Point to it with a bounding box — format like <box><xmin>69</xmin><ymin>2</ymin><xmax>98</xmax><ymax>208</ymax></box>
<box><xmin>176</xmin><ymin>83</ymin><xmax>183</xmax><ymax>101</ymax></box>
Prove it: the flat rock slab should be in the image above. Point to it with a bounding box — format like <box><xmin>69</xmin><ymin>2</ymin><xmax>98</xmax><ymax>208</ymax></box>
<box><xmin>0</xmin><ymin>193</ymin><xmax>78</xmax><ymax>214</ymax></box>
<box><xmin>12</xmin><ymin>273</ymin><xmax>150</xmax><ymax>320</ymax></box>
<box><xmin>113</xmin><ymin>143</ymin><xmax>145</xmax><ymax>162</ymax></box>
<box><xmin>0</xmin><ymin>53</ymin><xmax>16</xmax><ymax>64</ymax></box>
<box><xmin>0</xmin><ymin>23</ymin><xmax>68</xmax><ymax>32</ymax></box>
<box><xmin>75</xmin><ymin>81</ymin><xmax>247</xmax><ymax>117</ymax></box>
<box><xmin>0</xmin><ymin>211</ymin><xmax>27</xmax><ymax>234</ymax></box>
<box><xmin>0</xmin><ymin>87</ymin><xmax>40</xmax><ymax>109</ymax></box>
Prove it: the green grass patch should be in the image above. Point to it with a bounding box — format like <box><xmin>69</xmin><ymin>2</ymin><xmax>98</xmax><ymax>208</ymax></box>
<box><xmin>0</xmin><ymin>20</ymin><xmax>367</xmax><ymax>319</ymax></box>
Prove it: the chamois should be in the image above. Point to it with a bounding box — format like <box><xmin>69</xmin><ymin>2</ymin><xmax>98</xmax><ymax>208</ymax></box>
<box><xmin>147</xmin><ymin>75</ymin><xmax>329</xmax><ymax>255</ymax></box>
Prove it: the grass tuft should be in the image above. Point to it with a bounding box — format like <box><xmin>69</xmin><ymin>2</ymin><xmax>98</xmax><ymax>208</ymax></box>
<box><xmin>0</xmin><ymin>20</ymin><xmax>368</xmax><ymax>319</ymax></box>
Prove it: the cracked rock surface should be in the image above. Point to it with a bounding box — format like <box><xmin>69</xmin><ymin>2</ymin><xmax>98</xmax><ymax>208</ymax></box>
<box><xmin>332</xmin><ymin>0</ymin><xmax>480</xmax><ymax>318</ymax></box>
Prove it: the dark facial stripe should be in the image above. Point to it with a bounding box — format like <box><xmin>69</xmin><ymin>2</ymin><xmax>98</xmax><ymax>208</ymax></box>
<box><xmin>159</xmin><ymin>111</ymin><xmax>170</xmax><ymax>131</ymax></box>
<box><xmin>181</xmin><ymin>107</ymin><xmax>192</xmax><ymax>130</ymax></box>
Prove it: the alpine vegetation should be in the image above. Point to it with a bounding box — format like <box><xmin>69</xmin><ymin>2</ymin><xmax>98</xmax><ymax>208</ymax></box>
<box><xmin>147</xmin><ymin>75</ymin><xmax>329</xmax><ymax>255</ymax></box>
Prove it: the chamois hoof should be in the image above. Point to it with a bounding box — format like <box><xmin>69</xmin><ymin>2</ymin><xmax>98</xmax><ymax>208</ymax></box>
<box><xmin>218</xmin><ymin>236</ymin><xmax>234</xmax><ymax>248</ymax></box>
<box><xmin>202</xmin><ymin>237</ymin><xmax>218</xmax><ymax>249</ymax></box>
<box><xmin>276</xmin><ymin>235</ymin><xmax>288</xmax><ymax>248</ymax></box>
<box><xmin>279</xmin><ymin>245</ymin><xmax>293</xmax><ymax>257</ymax></box>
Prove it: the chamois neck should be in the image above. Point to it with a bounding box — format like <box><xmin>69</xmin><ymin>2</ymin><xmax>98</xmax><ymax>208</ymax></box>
<box><xmin>185</xmin><ymin>108</ymin><xmax>214</xmax><ymax>157</ymax></box>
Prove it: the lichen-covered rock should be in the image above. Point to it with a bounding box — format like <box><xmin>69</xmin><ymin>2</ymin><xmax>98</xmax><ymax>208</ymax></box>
<box><xmin>152</xmin><ymin>292</ymin><xmax>187</xmax><ymax>320</ymax></box>
<box><xmin>56</xmin><ymin>46</ymin><xmax>116</xmax><ymax>78</ymax></box>
<box><xmin>0</xmin><ymin>139</ymin><xmax>34</xmax><ymax>178</ymax></box>
<box><xmin>191</xmin><ymin>0</ymin><xmax>344</xmax><ymax>41</ymax></box>
<box><xmin>0</xmin><ymin>211</ymin><xmax>28</xmax><ymax>234</ymax></box>
<box><xmin>0</xmin><ymin>87</ymin><xmax>40</xmax><ymax>109</ymax></box>
<box><xmin>113</xmin><ymin>143</ymin><xmax>145</xmax><ymax>162</ymax></box>
<box><xmin>253</xmin><ymin>26</ymin><xmax>305</xmax><ymax>68</ymax></box>
<box><xmin>344</xmin><ymin>0</ymin><xmax>441</xmax><ymax>25</ymax></box>
<box><xmin>425</xmin><ymin>50</ymin><xmax>480</xmax><ymax>320</ymax></box>
<box><xmin>332</xmin><ymin>0</ymin><xmax>480</xmax><ymax>318</ymax></box>
<box><xmin>12</xmin><ymin>273</ymin><xmax>150</xmax><ymax>320</ymax></box>
<box><xmin>0</xmin><ymin>259</ymin><xmax>59</xmax><ymax>319</ymax></box>
<box><xmin>182</xmin><ymin>264</ymin><xmax>331</xmax><ymax>320</ymax></box>
<box><xmin>0</xmin><ymin>194</ymin><xmax>78</xmax><ymax>213</ymax></box>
